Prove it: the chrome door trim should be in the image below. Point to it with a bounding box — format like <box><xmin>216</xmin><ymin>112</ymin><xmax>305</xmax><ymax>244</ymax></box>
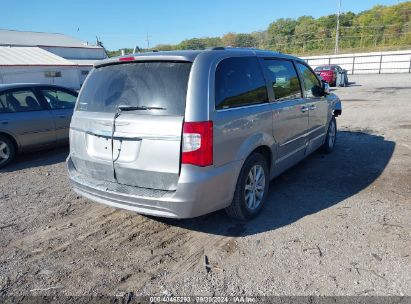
<box><xmin>279</xmin><ymin>125</ymin><xmax>324</xmax><ymax>147</ymax></box>
<box><xmin>215</xmin><ymin>102</ymin><xmax>270</xmax><ymax>112</ymax></box>
<box><xmin>275</xmin><ymin>145</ymin><xmax>306</xmax><ymax>164</ymax></box>
<box><xmin>310</xmin><ymin>132</ymin><xmax>326</xmax><ymax>142</ymax></box>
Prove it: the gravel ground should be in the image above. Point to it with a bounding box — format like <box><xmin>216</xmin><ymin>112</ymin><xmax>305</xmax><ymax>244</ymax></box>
<box><xmin>0</xmin><ymin>73</ymin><xmax>410</xmax><ymax>297</ymax></box>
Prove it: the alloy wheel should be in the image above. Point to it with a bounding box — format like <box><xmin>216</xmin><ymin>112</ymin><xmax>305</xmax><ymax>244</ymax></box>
<box><xmin>244</xmin><ymin>164</ymin><xmax>265</xmax><ymax>210</ymax></box>
<box><xmin>0</xmin><ymin>140</ymin><xmax>10</xmax><ymax>165</ymax></box>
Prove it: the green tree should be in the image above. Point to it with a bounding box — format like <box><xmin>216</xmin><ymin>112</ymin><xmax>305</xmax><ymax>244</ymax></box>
<box><xmin>233</xmin><ymin>33</ymin><xmax>258</xmax><ymax>47</ymax></box>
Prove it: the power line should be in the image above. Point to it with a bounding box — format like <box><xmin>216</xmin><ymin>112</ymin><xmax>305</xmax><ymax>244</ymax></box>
<box><xmin>341</xmin><ymin>24</ymin><xmax>409</xmax><ymax>28</ymax></box>
<box><xmin>266</xmin><ymin>24</ymin><xmax>410</xmax><ymax>43</ymax></box>
<box><xmin>271</xmin><ymin>32</ymin><xmax>411</xmax><ymax>47</ymax></box>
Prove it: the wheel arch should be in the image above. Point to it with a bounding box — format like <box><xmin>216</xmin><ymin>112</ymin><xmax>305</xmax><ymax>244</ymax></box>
<box><xmin>234</xmin><ymin>132</ymin><xmax>276</xmax><ymax>171</ymax></box>
<box><xmin>251</xmin><ymin>145</ymin><xmax>272</xmax><ymax>172</ymax></box>
<box><xmin>225</xmin><ymin>144</ymin><xmax>273</xmax><ymax>220</ymax></box>
<box><xmin>0</xmin><ymin>131</ymin><xmax>19</xmax><ymax>152</ymax></box>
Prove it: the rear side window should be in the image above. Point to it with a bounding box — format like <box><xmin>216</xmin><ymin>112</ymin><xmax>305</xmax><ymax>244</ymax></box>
<box><xmin>315</xmin><ymin>65</ymin><xmax>336</xmax><ymax>71</ymax></box>
<box><xmin>77</xmin><ymin>61</ymin><xmax>192</xmax><ymax>116</ymax></box>
<box><xmin>0</xmin><ymin>90</ymin><xmax>43</xmax><ymax>113</ymax></box>
<box><xmin>215</xmin><ymin>57</ymin><xmax>268</xmax><ymax>110</ymax></box>
<box><xmin>263</xmin><ymin>59</ymin><xmax>302</xmax><ymax>101</ymax></box>
<box><xmin>296</xmin><ymin>62</ymin><xmax>322</xmax><ymax>98</ymax></box>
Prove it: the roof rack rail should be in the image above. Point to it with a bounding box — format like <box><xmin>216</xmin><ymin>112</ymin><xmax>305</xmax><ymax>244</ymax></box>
<box><xmin>208</xmin><ymin>46</ymin><xmax>225</xmax><ymax>51</ymax></box>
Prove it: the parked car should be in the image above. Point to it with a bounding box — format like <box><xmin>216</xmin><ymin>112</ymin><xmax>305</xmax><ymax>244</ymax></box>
<box><xmin>314</xmin><ymin>64</ymin><xmax>348</xmax><ymax>87</ymax></box>
<box><xmin>67</xmin><ymin>48</ymin><xmax>342</xmax><ymax>220</ymax></box>
<box><xmin>0</xmin><ymin>84</ymin><xmax>78</xmax><ymax>168</ymax></box>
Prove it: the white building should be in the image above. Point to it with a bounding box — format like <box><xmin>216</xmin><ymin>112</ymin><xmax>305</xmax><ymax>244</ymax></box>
<box><xmin>0</xmin><ymin>29</ymin><xmax>107</xmax><ymax>89</ymax></box>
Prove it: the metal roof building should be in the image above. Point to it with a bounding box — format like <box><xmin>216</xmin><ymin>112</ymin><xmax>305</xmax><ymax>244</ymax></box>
<box><xmin>0</xmin><ymin>29</ymin><xmax>108</xmax><ymax>89</ymax></box>
<box><xmin>0</xmin><ymin>29</ymin><xmax>101</xmax><ymax>48</ymax></box>
<box><xmin>0</xmin><ymin>46</ymin><xmax>75</xmax><ymax>66</ymax></box>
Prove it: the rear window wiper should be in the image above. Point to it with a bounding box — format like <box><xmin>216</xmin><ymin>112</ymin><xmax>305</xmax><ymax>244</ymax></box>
<box><xmin>118</xmin><ymin>105</ymin><xmax>167</xmax><ymax>111</ymax></box>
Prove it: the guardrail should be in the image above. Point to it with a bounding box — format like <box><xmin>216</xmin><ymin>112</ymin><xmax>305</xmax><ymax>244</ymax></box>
<box><xmin>302</xmin><ymin>50</ymin><xmax>411</xmax><ymax>75</ymax></box>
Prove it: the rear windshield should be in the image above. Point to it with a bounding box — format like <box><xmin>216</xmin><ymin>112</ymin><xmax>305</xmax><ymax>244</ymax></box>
<box><xmin>77</xmin><ymin>61</ymin><xmax>192</xmax><ymax>116</ymax></box>
<box><xmin>315</xmin><ymin>66</ymin><xmax>334</xmax><ymax>71</ymax></box>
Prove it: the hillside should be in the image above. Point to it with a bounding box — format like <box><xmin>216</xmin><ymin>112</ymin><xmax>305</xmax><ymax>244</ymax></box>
<box><xmin>109</xmin><ymin>1</ymin><xmax>411</xmax><ymax>57</ymax></box>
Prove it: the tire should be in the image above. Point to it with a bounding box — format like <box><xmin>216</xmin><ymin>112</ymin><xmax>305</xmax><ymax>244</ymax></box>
<box><xmin>339</xmin><ymin>73</ymin><xmax>347</xmax><ymax>87</ymax></box>
<box><xmin>225</xmin><ymin>153</ymin><xmax>269</xmax><ymax>220</ymax></box>
<box><xmin>0</xmin><ymin>135</ymin><xmax>16</xmax><ymax>169</ymax></box>
<box><xmin>321</xmin><ymin>116</ymin><xmax>337</xmax><ymax>153</ymax></box>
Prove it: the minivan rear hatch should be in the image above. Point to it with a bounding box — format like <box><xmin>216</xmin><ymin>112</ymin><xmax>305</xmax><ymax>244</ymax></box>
<box><xmin>70</xmin><ymin>61</ymin><xmax>192</xmax><ymax>191</ymax></box>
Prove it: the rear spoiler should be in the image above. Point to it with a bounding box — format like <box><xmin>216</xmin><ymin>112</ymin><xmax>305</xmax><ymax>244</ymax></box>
<box><xmin>95</xmin><ymin>54</ymin><xmax>195</xmax><ymax>68</ymax></box>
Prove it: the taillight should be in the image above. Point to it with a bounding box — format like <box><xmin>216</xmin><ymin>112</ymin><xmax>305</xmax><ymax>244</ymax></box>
<box><xmin>182</xmin><ymin>121</ymin><xmax>213</xmax><ymax>167</ymax></box>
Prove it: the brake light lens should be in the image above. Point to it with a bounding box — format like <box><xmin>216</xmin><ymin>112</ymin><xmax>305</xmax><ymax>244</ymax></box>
<box><xmin>182</xmin><ymin>121</ymin><xmax>213</xmax><ymax>167</ymax></box>
<box><xmin>119</xmin><ymin>56</ymin><xmax>135</xmax><ymax>61</ymax></box>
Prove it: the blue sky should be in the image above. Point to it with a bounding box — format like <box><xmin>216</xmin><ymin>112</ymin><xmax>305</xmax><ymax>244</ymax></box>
<box><xmin>0</xmin><ymin>0</ymin><xmax>406</xmax><ymax>50</ymax></box>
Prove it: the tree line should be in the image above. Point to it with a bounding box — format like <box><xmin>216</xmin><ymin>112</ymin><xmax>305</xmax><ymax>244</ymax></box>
<box><xmin>108</xmin><ymin>2</ymin><xmax>411</xmax><ymax>57</ymax></box>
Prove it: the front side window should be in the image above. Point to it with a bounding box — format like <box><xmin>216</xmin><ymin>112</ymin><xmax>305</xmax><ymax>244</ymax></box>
<box><xmin>0</xmin><ymin>90</ymin><xmax>43</xmax><ymax>113</ymax></box>
<box><xmin>263</xmin><ymin>59</ymin><xmax>302</xmax><ymax>101</ymax></box>
<box><xmin>0</xmin><ymin>94</ymin><xmax>7</xmax><ymax>113</ymax></box>
<box><xmin>296</xmin><ymin>63</ymin><xmax>322</xmax><ymax>98</ymax></box>
<box><xmin>215</xmin><ymin>57</ymin><xmax>268</xmax><ymax>110</ymax></box>
<box><xmin>41</xmin><ymin>89</ymin><xmax>77</xmax><ymax>109</ymax></box>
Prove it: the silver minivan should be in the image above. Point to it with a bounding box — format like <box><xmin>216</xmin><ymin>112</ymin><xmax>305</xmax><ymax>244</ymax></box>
<box><xmin>67</xmin><ymin>48</ymin><xmax>342</xmax><ymax>220</ymax></box>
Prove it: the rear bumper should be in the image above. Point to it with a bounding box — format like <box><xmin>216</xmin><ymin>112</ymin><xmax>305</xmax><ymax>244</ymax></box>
<box><xmin>67</xmin><ymin>156</ymin><xmax>242</xmax><ymax>218</ymax></box>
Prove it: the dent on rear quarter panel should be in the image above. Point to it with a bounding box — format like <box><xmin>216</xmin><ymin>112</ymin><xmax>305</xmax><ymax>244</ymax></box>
<box><xmin>213</xmin><ymin>105</ymin><xmax>276</xmax><ymax>169</ymax></box>
<box><xmin>234</xmin><ymin>132</ymin><xmax>276</xmax><ymax>164</ymax></box>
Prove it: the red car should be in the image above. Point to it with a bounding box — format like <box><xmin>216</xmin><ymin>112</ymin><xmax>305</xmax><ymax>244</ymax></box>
<box><xmin>314</xmin><ymin>64</ymin><xmax>348</xmax><ymax>87</ymax></box>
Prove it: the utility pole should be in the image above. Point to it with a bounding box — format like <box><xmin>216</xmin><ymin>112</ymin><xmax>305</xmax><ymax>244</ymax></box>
<box><xmin>146</xmin><ymin>33</ymin><xmax>150</xmax><ymax>50</ymax></box>
<box><xmin>335</xmin><ymin>0</ymin><xmax>341</xmax><ymax>54</ymax></box>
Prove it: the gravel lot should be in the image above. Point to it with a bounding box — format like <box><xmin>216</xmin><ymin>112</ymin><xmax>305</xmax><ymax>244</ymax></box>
<box><xmin>0</xmin><ymin>73</ymin><xmax>410</xmax><ymax>297</ymax></box>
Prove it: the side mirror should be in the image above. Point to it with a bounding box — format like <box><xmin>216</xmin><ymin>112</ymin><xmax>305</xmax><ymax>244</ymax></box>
<box><xmin>322</xmin><ymin>80</ymin><xmax>330</xmax><ymax>95</ymax></box>
<box><xmin>311</xmin><ymin>84</ymin><xmax>323</xmax><ymax>97</ymax></box>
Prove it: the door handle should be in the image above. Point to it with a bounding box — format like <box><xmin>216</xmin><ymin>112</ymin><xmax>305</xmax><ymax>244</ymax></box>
<box><xmin>0</xmin><ymin>120</ymin><xmax>9</xmax><ymax>125</ymax></box>
<box><xmin>301</xmin><ymin>106</ymin><xmax>309</xmax><ymax>113</ymax></box>
<box><xmin>309</xmin><ymin>105</ymin><xmax>316</xmax><ymax>110</ymax></box>
<box><xmin>58</xmin><ymin>115</ymin><xmax>66</xmax><ymax>118</ymax></box>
